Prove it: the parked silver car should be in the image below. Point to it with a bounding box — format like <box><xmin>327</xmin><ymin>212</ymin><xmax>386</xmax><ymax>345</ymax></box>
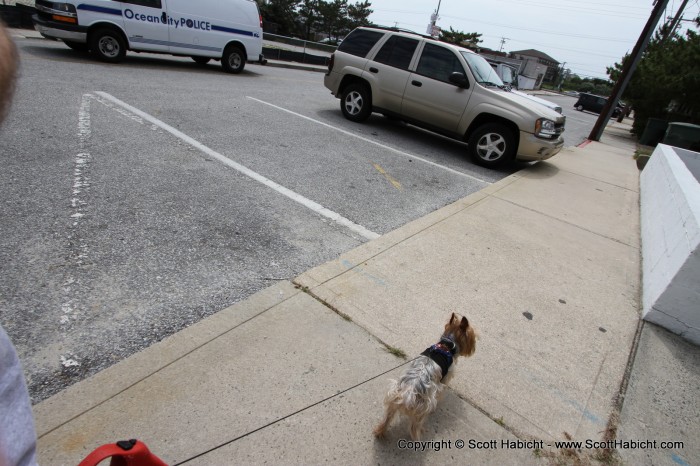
<box><xmin>324</xmin><ymin>27</ymin><xmax>565</xmax><ymax>167</ymax></box>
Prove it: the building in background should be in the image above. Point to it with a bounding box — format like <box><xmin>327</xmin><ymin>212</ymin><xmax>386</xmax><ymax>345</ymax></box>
<box><xmin>510</xmin><ymin>49</ymin><xmax>560</xmax><ymax>87</ymax></box>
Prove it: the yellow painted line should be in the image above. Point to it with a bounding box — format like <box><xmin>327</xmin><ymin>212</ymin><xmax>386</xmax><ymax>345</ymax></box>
<box><xmin>373</xmin><ymin>163</ymin><xmax>402</xmax><ymax>190</ymax></box>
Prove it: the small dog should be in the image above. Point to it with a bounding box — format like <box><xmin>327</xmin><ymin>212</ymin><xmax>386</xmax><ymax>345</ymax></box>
<box><xmin>373</xmin><ymin>313</ymin><xmax>477</xmax><ymax>440</ymax></box>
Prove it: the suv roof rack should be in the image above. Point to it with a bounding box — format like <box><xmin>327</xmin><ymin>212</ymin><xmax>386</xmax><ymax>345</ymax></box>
<box><xmin>367</xmin><ymin>25</ymin><xmax>434</xmax><ymax>40</ymax></box>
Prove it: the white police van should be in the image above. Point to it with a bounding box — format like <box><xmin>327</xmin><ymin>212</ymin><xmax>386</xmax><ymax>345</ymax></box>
<box><xmin>32</xmin><ymin>0</ymin><xmax>264</xmax><ymax>73</ymax></box>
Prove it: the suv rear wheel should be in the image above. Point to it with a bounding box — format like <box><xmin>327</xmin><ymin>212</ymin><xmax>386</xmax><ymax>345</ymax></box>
<box><xmin>340</xmin><ymin>83</ymin><xmax>372</xmax><ymax>122</ymax></box>
<box><xmin>468</xmin><ymin>123</ymin><xmax>516</xmax><ymax>168</ymax></box>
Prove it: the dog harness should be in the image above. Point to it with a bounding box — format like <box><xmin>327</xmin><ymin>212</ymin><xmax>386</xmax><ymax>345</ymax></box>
<box><xmin>421</xmin><ymin>336</ymin><xmax>458</xmax><ymax>380</ymax></box>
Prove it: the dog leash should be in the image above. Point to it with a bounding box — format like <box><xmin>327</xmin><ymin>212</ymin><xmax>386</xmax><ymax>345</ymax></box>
<box><xmin>172</xmin><ymin>356</ymin><xmax>420</xmax><ymax>465</ymax></box>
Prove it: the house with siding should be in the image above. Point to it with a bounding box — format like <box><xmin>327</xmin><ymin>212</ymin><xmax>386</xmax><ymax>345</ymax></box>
<box><xmin>510</xmin><ymin>49</ymin><xmax>560</xmax><ymax>86</ymax></box>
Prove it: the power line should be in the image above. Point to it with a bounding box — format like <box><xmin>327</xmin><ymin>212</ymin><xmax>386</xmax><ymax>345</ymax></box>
<box><xmin>484</xmin><ymin>0</ymin><xmax>649</xmax><ymax>18</ymax></box>
<box><xmin>507</xmin><ymin>0</ymin><xmax>650</xmax><ymax>10</ymax></box>
<box><xmin>440</xmin><ymin>15</ymin><xmax>637</xmax><ymax>43</ymax></box>
<box><xmin>490</xmin><ymin>36</ymin><xmax>624</xmax><ymax>59</ymax></box>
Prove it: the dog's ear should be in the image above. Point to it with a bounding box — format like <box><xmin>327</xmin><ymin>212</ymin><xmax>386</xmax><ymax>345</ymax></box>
<box><xmin>460</xmin><ymin>316</ymin><xmax>469</xmax><ymax>331</ymax></box>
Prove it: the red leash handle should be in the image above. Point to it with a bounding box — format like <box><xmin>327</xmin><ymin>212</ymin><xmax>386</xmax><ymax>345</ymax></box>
<box><xmin>78</xmin><ymin>439</ymin><xmax>168</xmax><ymax>466</ymax></box>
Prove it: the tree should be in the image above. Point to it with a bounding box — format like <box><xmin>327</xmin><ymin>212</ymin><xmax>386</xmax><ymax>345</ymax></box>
<box><xmin>346</xmin><ymin>0</ymin><xmax>373</xmax><ymax>30</ymax></box>
<box><xmin>439</xmin><ymin>27</ymin><xmax>482</xmax><ymax>47</ymax></box>
<box><xmin>317</xmin><ymin>0</ymin><xmax>347</xmax><ymax>41</ymax></box>
<box><xmin>606</xmin><ymin>26</ymin><xmax>700</xmax><ymax>135</ymax></box>
<box><xmin>259</xmin><ymin>0</ymin><xmax>300</xmax><ymax>36</ymax></box>
<box><xmin>298</xmin><ymin>0</ymin><xmax>320</xmax><ymax>40</ymax></box>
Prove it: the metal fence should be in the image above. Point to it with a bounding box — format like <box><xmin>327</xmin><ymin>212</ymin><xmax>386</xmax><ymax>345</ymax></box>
<box><xmin>263</xmin><ymin>32</ymin><xmax>336</xmax><ymax>66</ymax></box>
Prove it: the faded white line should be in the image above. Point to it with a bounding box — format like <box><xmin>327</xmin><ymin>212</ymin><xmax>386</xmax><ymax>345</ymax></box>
<box><xmin>246</xmin><ymin>96</ymin><xmax>490</xmax><ymax>185</ymax></box>
<box><xmin>94</xmin><ymin>91</ymin><xmax>379</xmax><ymax>241</ymax></box>
<box><xmin>58</xmin><ymin>93</ymin><xmax>95</xmax><ymax>366</ymax></box>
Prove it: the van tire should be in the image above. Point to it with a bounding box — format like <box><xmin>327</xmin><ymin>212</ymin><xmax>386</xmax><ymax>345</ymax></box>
<box><xmin>467</xmin><ymin>123</ymin><xmax>516</xmax><ymax>168</ymax></box>
<box><xmin>340</xmin><ymin>83</ymin><xmax>372</xmax><ymax>122</ymax></box>
<box><xmin>576</xmin><ymin>105</ymin><xmax>584</xmax><ymax>111</ymax></box>
<box><xmin>192</xmin><ymin>56</ymin><xmax>211</xmax><ymax>66</ymax></box>
<box><xmin>222</xmin><ymin>45</ymin><xmax>245</xmax><ymax>74</ymax></box>
<box><xmin>90</xmin><ymin>28</ymin><xmax>126</xmax><ymax>63</ymax></box>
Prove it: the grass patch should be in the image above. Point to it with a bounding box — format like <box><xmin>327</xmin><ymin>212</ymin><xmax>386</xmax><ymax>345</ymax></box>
<box><xmin>633</xmin><ymin>146</ymin><xmax>653</xmax><ymax>159</ymax></box>
<box><xmin>383</xmin><ymin>345</ymin><xmax>407</xmax><ymax>359</ymax></box>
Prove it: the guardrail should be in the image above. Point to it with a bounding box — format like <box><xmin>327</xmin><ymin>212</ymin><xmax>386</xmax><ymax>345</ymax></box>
<box><xmin>262</xmin><ymin>33</ymin><xmax>336</xmax><ymax>66</ymax></box>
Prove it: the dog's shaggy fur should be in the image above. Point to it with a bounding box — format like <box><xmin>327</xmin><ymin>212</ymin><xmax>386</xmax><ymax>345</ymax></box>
<box><xmin>373</xmin><ymin>313</ymin><xmax>477</xmax><ymax>440</ymax></box>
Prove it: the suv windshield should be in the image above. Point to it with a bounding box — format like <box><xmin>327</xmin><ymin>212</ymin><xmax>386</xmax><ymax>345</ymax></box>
<box><xmin>461</xmin><ymin>52</ymin><xmax>504</xmax><ymax>87</ymax></box>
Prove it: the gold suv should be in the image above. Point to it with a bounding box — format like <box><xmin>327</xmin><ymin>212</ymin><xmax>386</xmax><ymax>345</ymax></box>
<box><xmin>324</xmin><ymin>27</ymin><xmax>565</xmax><ymax>168</ymax></box>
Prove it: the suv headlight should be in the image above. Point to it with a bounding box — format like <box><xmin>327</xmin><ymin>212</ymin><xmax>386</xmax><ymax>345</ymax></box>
<box><xmin>535</xmin><ymin>118</ymin><xmax>558</xmax><ymax>139</ymax></box>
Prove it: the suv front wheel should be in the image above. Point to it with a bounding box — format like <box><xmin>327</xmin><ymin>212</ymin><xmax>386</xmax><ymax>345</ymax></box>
<box><xmin>468</xmin><ymin>123</ymin><xmax>516</xmax><ymax>168</ymax></box>
<box><xmin>340</xmin><ymin>83</ymin><xmax>372</xmax><ymax>122</ymax></box>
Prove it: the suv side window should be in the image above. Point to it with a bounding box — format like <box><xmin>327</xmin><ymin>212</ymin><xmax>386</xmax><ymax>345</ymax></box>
<box><xmin>373</xmin><ymin>36</ymin><xmax>419</xmax><ymax>70</ymax></box>
<box><xmin>416</xmin><ymin>43</ymin><xmax>465</xmax><ymax>83</ymax></box>
<box><xmin>337</xmin><ymin>29</ymin><xmax>385</xmax><ymax>58</ymax></box>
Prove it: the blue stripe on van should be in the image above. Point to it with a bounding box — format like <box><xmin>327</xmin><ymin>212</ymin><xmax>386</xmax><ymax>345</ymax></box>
<box><xmin>129</xmin><ymin>37</ymin><xmax>221</xmax><ymax>53</ymax></box>
<box><xmin>77</xmin><ymin>4</ymin><xmax>123</xmax><ymax>16</ymax></box>
<box><xmin>211</xmin><ymin>25</ymin><xmax>254</xmax><ymax>37</ymax></box>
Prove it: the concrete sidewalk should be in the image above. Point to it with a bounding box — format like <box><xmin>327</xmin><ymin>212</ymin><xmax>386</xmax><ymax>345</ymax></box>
<box><xmin>32</xmin><ymin>123</ymin><xmax>700</xmax><ymax>466</ymax></box>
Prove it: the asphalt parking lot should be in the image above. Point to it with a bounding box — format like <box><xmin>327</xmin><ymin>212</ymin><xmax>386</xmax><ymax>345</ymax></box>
<box><xmin>1</xmin><ymin>37</ymin><xmax>594</xmax><ymax>402</ymax></box>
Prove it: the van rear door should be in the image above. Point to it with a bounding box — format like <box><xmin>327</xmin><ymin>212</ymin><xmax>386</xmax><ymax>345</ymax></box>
<box><xmin>166</xmin><ymin>0</ymin><xmax>262</xmax><ymax>58</ymax></box>
<box><xmin>121</xmin><ymin>0</ymin><xmax>169</xmax><ymax>52</ymax></box>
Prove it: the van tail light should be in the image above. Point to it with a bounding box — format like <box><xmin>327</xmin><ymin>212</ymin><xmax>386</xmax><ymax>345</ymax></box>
<box><xmin>259</xmin><ymin>15</ymin><xmax>263</xmax><ymax>28</ymax></box>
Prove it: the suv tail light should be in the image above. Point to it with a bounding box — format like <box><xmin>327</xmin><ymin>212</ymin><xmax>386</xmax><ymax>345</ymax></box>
<box><xmin>327</xmin><ymin>53</ymin><xmax>335</xmax><ymax>74</ymax></box>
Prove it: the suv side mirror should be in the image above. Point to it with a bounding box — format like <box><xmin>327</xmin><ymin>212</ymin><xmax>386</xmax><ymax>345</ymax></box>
<box><xmin>449</xmin><ymin>72</ymin><xmax>469</xmax><ymax>88</ymax></box>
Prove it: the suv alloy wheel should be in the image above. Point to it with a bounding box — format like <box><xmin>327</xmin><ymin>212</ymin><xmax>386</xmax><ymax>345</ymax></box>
<box><xmin>340</xmin><ymin>83</ymin><xmax>372</xmax><ymax>122</ymax></box>
<box><xmin>468</xmin><ymin>123</ymin><xmax>516</xmax><ymax>168</ymax></box>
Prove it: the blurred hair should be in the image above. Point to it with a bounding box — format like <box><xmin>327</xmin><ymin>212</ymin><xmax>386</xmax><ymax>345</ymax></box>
<box><xmin>0</xmin><ymin>21</ymin><xmax>19</xmax><ymax>125</ymax></box>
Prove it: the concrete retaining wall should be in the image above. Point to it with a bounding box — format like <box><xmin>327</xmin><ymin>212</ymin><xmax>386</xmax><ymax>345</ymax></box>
<box><xmin>641</xmin><ymin>144</ymin><xmax>700</xmax><ymax>345</ymax></box>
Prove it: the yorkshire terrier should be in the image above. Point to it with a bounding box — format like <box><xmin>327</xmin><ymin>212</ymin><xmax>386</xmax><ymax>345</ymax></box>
<box><xmin>373</xmin><ymin>313</ymin><xmax>477</xmax><ymax>440</ymax></box>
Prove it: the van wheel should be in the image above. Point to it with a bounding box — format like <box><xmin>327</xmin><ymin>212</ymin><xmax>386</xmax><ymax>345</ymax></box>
<box><xmin>340</xmin><ymin>83</ymin><xmax>372</xmax><ymax>122</ymax></box>
<box><xmin>576</xmin><ymin>105</ymin><xmax>584</xmax><ymax>111</ymax></box>
<box><xmin>192</xmin><ymin>56</ymin><xmax>211</xmax><ymax>66</ymax></box>
<box><xmin>90</xmin><ymin>28</ymin><xmax>126</xmax><ymax>63</ymax></box>
<box><xmin>222</xmin><ymin>45</ymin><xmax>245</xmax><ymax>74</ymax></box>
<box><xmin>468</xmin><ymin>123</ymin><xmax>516</xmax><ymax>168</ymax></box>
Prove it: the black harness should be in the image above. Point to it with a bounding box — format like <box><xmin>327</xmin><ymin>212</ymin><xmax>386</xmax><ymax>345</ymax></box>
<box><xmin>421</xmin><ymin>336</ymin><xmax>458</xmax><ymax>380</ymax></box>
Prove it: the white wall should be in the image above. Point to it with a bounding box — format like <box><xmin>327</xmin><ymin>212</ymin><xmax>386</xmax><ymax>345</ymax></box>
<box><xmin>641</xmin><ymin>144</ymin><xmax>700</xmax><ymax>345</ymax></box>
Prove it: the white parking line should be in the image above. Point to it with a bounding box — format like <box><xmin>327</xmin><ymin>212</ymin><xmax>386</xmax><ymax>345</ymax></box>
<box><xmin>246</xmin><ymin>97</ymin><xmax>490</xmax><ymax>185</ymax></box>
<box><xmin>94</xmin><ymin>92</ymin><xmax>380</xmax><ymax>241</ymax></box>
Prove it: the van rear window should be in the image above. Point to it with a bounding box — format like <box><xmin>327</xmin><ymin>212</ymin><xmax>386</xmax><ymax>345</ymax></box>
<box><xmin>338</xmin><ymin>29</ymin><xmax>384</xmax><ymax>57</ymax></box>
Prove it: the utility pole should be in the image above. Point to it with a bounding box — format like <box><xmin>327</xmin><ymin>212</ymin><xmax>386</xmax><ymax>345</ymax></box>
<box><xmin>427</xmin><ymin>0</ymin><xmax>442</xmax><ymax>38</ymax></box>
<box><xmin>661</xmin><ymin>0</ymin><xmax>689</xmax><ymax>42</ymax></box>
<box><xmin>557</xmin><ymin>62</ymin><xmax>567</xmax><ymax>91</ymax></box>
<box><xmin>588</xmin><ymin>0</ymin><xmax>670</xmax><ymax>142</ymax></box>
<box><xmin>499</xmin><ymin>37</ymin><xmax>509</xmax><ymax>52</ymax></box>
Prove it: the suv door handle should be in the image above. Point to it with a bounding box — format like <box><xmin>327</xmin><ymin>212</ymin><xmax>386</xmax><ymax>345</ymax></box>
<box><xmin>369</xmin><ymin>67</ymin><xmax>378</xmax><ymax>73</ymax></box>
<box><xmin>411</xmin><ymin>80</ymin><xmax>422</xmax><ymax>87</ymax></box>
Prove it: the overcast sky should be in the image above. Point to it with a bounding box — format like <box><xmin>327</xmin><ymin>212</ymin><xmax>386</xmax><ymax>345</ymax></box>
<box><xmin>367</xmin><ymin>0</ymin><xmax>700</xmax><ymax>80</ymax></box>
